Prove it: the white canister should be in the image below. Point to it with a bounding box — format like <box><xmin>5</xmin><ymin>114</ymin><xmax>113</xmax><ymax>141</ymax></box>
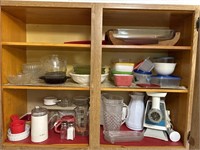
<box><xmin>31</xmin><ymin>106</ymin><xmax>48</xmax><ymax>143</ymax></box>
<box><xmin>126</xmin><ymin>92</ymin><xmax>145</xmax><ymax>130</ymax></box>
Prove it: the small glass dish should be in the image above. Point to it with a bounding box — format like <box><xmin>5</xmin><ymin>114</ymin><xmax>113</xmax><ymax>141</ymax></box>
<box><xmin>7</xmin><ymin>74</ymin><xmax>31</xmax><ymax>85</ymax></box>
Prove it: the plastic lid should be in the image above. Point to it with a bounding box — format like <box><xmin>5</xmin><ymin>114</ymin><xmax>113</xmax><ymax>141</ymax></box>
<box><xmin>31</xmin><ymin>106</ymin><xmax>47</xmax><ymax>116</ymax></box>
<box><xmin>151</xmin><ymin>75</ymin><xmax>181</xmax><ymax>79</ymax></box>
<box><xmin>134</xmin><ymin>69</ymin><xmax>152</xmax><ymax>75</ymax></box>
<box><xmin>73</xmin><ymin>96</ymin><xmax>89</xmax><ymax>106</ymax></box>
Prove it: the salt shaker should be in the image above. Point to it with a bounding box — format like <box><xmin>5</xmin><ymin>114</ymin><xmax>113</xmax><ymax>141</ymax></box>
<box><xmin>60</xmin><ymin>121</ymin><xmax>68</xmax><ymax>140</ymax></box>
<box><xmin>67</xmin><ymin>122</ymin><xmax>75</xmax><ymax>140</ymax></box>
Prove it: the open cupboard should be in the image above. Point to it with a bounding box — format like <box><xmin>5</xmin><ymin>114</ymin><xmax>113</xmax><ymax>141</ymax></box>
<box><xmin>0</xmin><ymin>1</ymin><xmax>199</xmax><ymax>150</ymax></box>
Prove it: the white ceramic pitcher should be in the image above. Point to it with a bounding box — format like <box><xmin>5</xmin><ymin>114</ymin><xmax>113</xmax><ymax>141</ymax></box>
<box><xmin>126</xmin><ymin>92</ymin><xmax>145</xmax><ymax>130</ymax></box>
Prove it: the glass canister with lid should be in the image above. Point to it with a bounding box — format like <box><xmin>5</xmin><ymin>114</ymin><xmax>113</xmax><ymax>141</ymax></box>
<box><xmin>73</xmin><ymin>96</ymin><xmax>89</xmax><ymax>136</ymax></box>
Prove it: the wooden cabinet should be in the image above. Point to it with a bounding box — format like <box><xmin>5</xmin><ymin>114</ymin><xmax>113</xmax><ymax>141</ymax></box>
<box><xmin>0</xmin><ymin>1</ymin><xmax>199</xmax><ymax>150</ymax></box>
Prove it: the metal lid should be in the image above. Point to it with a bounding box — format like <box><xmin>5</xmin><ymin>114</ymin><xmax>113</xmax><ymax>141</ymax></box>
<box><xmin>31</xmin><ymin>106</ymin><xmax>48</xmax><ymax>117</ymax></box>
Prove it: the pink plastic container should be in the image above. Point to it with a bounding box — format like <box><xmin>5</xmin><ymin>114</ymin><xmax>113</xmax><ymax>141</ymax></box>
<box><xmin>114</xmin><ymin>74</ymin><xmax>133</xmax><ymax>86</ymax></box>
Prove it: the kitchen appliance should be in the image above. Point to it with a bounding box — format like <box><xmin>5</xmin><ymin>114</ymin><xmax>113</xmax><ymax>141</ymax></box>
<box><xmin>143</xmin><ymin>92</ymin><xmax>167</xmax><ymax>131</ymax></box>
<box><xmin>31</xmin><ymin>106</ymin><xmax>48</xmax><ymax>143</ymax></box>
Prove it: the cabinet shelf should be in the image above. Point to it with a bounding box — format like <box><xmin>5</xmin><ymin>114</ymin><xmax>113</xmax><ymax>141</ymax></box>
<box><xmin>2</xmin><ymin>42</ymin><xmax>191</xmax><ymax>51</ymax></box>
<box><xmin>2</xmin><ymin>83</ymin><xmax>90</xmax><ymax>91</ymax></box>
<box><xmin>4</xmin><ymin>129</ymin><xmax>89</xmax><ymax>148</ymax></box>
<box><xmin>2</xmin><ymin>42</ymin><xmax>90</xmax><ymax>50</ymax></box>
<box><xmin>100</xmin><ymin>126</ymin><xmax>183</xmax><ymax>148</ymax></box>
<box><xmin>101</xmin><ymin>80</ymin><xmax>188</xmax><ymax>93</ymax></box>
<box><xmin>102</xmin><ymin>45</ymin><xmax>191</xmax><ymax>51</ymax></box>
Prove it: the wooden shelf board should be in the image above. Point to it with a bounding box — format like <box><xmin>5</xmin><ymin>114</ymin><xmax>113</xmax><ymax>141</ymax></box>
<box><xmin>2</xmin><ymin>42</ymin><xmax>191</xmax><ymax>51</ymax></box>
<box><xmin>2</xmin><ymin>42</ymin><xmax>90</xmax><ymax>49</ymax></box>
<box><xmin>2</xmin><ymin>83</ymin><xmax>90</xmax><ymax>91</ymax></box>
<box><xmin>102</xmin><ymin>45</ymin><xmax>191</xmax><ymax>51</ymax></box>
<box><xmin>4</xmin><ymin>130</ymin><xmax>89</xmax><ymax>148</ymax></box>
<box><xmin>100</xmin><ymin>125</ymin><xmax>184</xmax><ymax>147</ymax></box>
<box><xmin>101</xmin><ymin>81</ymin><xmax>188</xmax><ymax>93</ymax></box>
<box><xmin>2</xmin><ymin>82</ymin><xmax>188</xmax><ymax>93</ymax></box>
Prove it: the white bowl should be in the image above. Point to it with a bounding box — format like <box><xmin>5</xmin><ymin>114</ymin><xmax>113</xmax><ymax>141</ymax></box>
<box><xmin>70</xmin><ymin>73</ymin><xmax>108</xmax><ymax>85</ymax></box>
<box><xmin>7</xmin><ymin>124</ymin><xmax>30</xmax><ymax>141</ymax></box>
<box><xmin>154</xmin><ymin>63</ymin><xmax>176</xmax><ymax>75</ymax></box>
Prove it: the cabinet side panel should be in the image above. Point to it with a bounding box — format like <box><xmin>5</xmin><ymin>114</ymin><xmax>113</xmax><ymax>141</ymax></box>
<box><xmin>166</xmin><ymin>94</ymin><xmax>188</xmax><ymax>145</ymax></box>
<box><xmin>170</xmin><ymin>13</ymin><xmax>193</xmax><ymax>46</ymax></box>
<box><xmin>190</xmin><ymin>12</ymin><xmax>200</xmax><ymax>150</ymax></box>
<box><xmin>2</xmin><ymin>89</ymin><xmax>27</xmax><ymax>141</ymax></box>
<box><xmin>2</xmin><ymin>47</ymin><xmax>26</xmax><ymax>84</ymax></box>
<box><xmin>1</xmin><ymin>11</ymin><xmax>26</xmax><ymax>42</ymax></box>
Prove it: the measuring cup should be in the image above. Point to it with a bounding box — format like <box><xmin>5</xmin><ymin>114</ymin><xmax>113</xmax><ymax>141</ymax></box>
<box><xmin>102</xmin><ymin>93</ymin><xmax>129</xmax><ymax>132</ymax></box>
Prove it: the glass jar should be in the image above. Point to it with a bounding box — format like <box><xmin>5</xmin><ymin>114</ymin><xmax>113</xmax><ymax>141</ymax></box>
<box><xmin>60</xmin><ymin>121</ymin><xmax>68</xmax><ymax>140</ymax></box>
<box><xmin>73</xmin><ymin>96</ymin><xmax>89</xmax><ymax>136</ymax></box>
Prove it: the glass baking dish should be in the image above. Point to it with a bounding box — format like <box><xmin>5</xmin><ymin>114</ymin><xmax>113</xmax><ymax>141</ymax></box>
<box><xmin>111</xmin><ymin>28</ymin><xmax>175</xmax><ymax>41</ymax></box>
<box><xmin>104</xmin><ymin>131</ymin><xmax>144</xmax><ymax>144</ymax></box>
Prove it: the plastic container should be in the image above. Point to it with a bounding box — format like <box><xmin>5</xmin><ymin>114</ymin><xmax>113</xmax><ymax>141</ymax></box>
<box><xmin>104</xmin><ymin>131</ymin><xmax>144</xmax><ymax>144</ymax></box>
<box><xmin>113</xmin><ymin>74</ymin><xmax>133</xmax><ymax>87</ymax></box>
<box><xmin>153</xmin><ymin>57</ymin><xmax>175</xmax><ymax>63</ymax></box>
<box><xmin>134</xmin><ymin>70</ymin><xmax>152</xmax><ymax>84</ymax></box>
<box><xmin>113</xmin><ymin>63</ymin><xmax>134</xmax><ymax>72</ymax></box>
<box><xmin>111</xmin><ymin>70</ymin><xmax>133</xmax><ymax>75</ymax></box>
<box><xmin>150</xmin><ymin>75</ymin><xmax>181</xmax><ymax>87</ymax></box>
<box><xmin>136</xmin><ymin>58</ymin><xmax>154</xmax><ymax>72</ymax></box>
